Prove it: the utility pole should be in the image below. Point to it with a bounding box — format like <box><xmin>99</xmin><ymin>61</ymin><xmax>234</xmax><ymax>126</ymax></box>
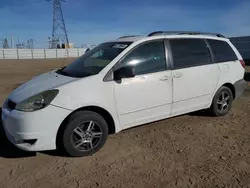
<box><xmin>11</xmin><ymin>36</ymin><xmax>13</xmax><ymax>48</ymax></box>
<box><xmin>49</xmin><ymin>0</ymin><xmax>69</xmax><ymax>48</ymax></box>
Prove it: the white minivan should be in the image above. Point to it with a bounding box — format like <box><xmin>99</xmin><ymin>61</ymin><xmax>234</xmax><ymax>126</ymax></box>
<box><xmin>1</xmin><ymin>31</ymin><xmax>247</xmax><ymax>157</ymax></box>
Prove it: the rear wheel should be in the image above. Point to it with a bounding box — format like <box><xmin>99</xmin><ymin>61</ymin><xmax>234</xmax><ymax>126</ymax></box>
<box><xmin>59</xmin><ymin>111</ymin><xmax>108</xmax><ymax>157</ymax></box>
<box><xmin>209</xmin><ymin>86</ymin><xmax>233</xmax><ymax>117</ymax></box>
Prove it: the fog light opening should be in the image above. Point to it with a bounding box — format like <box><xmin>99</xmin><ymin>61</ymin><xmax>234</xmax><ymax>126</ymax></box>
<box><xmin>16</xmin><ymin>139</ymin><xmax>37</xmax><ymax>145</ymax></box>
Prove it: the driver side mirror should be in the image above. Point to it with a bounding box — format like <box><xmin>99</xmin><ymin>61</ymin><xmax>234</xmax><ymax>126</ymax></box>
<box><xmin>113</xmin><ymin>66</ymin><xmax>135</xmax><ymax>81</ymax></box>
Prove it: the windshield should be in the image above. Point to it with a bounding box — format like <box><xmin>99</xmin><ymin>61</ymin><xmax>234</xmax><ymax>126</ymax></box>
<box><xmin>57</xmin><ymin>42</ymin><xmax>132</xmax><ymax>78</ymax></box>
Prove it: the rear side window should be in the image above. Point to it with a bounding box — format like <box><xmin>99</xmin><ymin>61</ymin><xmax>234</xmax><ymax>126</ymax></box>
<box><xmin>170</xmin><ymin>39</ymin><xmax>212</xmax><ymax>69</ymax></box>
<box><xmin>207</xmin><ymin>39</ymin><xmax>238</xmax><ymax>63</ymax></box>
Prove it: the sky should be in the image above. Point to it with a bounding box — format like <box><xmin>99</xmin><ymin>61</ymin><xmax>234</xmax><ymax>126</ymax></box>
<box><xmin>0</xmin><ymin>0</ymin><xmax>250</xmax><ymax>48</ymax></box>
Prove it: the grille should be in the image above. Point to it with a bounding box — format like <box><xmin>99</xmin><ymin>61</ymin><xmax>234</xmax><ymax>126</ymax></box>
<box><xmin>7</xmin><ymin>100</ymin><xmax>17</xmax><ymax>111</ymax></box>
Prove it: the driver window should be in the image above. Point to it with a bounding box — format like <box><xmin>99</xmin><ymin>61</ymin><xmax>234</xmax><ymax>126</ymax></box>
<box><xmin>119</xmin><ymin>40</ymin><xmax>166</xmax><ymax>75</ymax></box>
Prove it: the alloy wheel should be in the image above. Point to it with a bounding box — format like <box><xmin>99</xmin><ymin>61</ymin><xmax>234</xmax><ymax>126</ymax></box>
<box><xmin>217</xmin><ymin>91</ymin><xmax>230</xmax><ymax>113</ymax></box>
<box><xmin>71</xmin><ymin>121</ymin><xmax>103</xmax><ymax>151</ymax></box>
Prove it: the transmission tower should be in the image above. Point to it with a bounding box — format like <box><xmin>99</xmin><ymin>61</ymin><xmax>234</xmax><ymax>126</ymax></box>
<box><xmin>3</xmin><ymin>38</ymin><xmax>9</xmax><ymax>49</ymax></box>
<box><xmin>26</xmin><ymin>39</ymin><xmax>34</xmax><ymax>49</ymax></box>
<box><xmin>49</xmin><ymin>0</ymin><xmax>69</xmax><ymax>48</ymax></box>
<box><xmin>16</xmin><ymin>37</ymin><xmax>24</xmax><ymax>49</ymax></box>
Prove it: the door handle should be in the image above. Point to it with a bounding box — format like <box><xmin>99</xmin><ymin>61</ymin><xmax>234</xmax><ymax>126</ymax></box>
<box><xmin>159</xmin><ymin>76</ymin><xmax>171</xmax><ymax>81</ymax></box>
<box><xmin>173</xmin><ymin>72</ymin><xmax>183</xmax><ymax>78</ymax></box>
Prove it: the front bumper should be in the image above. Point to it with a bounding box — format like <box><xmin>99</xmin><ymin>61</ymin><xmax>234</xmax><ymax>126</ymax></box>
<box><xmin>234</xmin><ymin>79</ymin><xmax>248</xmax><ymax>99</ymax></box>
<box><xmin>1</xmin><ymin>104</ymin><xmax>71</xmax><ymax>152</ymax></box>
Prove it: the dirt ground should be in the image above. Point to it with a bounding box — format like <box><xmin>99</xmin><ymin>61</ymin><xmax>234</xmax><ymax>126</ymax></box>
<box><xmin>0</xmin><ymin>59</ymin><xmax>250</xmax><ymax>188</ymax></box>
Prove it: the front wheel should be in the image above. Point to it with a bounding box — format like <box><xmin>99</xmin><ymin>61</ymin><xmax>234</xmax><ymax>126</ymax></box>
<box><xmin>59</xmin><ymin>111</ymin><xmax>108</xmax><ymax>157</ymax></box>
<box><xmin>209</xmin><ymin>86</ymin><xmax>233</xmax><ymax>117</ymax></box>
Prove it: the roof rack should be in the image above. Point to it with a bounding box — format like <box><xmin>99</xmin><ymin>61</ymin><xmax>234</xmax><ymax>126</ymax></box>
<box><xmin>118</xmin><ymin>35</ymin><xmax>141</xmax><ymax>39</ymax></box>
<box><xmin>148</xmin><ymin>31</ymin><xmax>225</xmax><ymax>38</ymax></box>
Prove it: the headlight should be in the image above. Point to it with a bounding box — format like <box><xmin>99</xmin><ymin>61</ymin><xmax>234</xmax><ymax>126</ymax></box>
<box><xmin>16</xmin><ymin>90</ymin><xmax>59</xmax><ymax>112</ymax></box>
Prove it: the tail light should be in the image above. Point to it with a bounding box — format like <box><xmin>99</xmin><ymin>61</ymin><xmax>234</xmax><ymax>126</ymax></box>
<box><xmin>240</xmin><ymin>60</ymin><xmax>246</xmax><ymax>69</ymax></box>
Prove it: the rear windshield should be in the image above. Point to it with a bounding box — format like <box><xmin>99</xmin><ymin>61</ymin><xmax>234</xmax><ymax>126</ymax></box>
<box><xmin>57</xmin><ymin>42</ymin><xmax>132</xmax><ymax>78</ymax></box>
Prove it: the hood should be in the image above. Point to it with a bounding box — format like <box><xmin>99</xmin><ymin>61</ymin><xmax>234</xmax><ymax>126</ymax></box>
<box><xmin>8</xmin><ymin>70</ymin><xmax>78</xmax><ymax>103</ymax></box>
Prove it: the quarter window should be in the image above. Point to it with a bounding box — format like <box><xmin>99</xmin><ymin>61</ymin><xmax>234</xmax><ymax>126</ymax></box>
<box><xmin>170</xmin><ymin>39</ymin><xmax>212</xmax><ymax>69</ymax></box>
<box><xmin>118</xmin><ymin>40</ymin><xmax>166</xmax><ymax>75</ymax></box>
<box><xmin>208</xmin><ymin>39</ymin><xmax>238</xmax><ymax>63</ymax></box>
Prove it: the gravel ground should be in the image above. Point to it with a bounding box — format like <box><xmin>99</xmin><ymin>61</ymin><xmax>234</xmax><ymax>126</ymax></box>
<box><xmin>0</xmin><ymin>59</ymin><xmax>250</xmax><ymax>188</ymax></box>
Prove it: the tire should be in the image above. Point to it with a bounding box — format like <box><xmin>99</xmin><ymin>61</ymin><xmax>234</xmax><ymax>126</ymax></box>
<box><xmin>59</xmin><ymin>111</ymin><xmax>108</xmax><ymax>157</ymax></box>
<box><xmin>209</xmin><ymin>86</ymin><xmax>233</xmax><ymax>117</ymax></box>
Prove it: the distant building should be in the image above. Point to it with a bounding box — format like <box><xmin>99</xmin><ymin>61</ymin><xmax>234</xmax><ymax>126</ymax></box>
<box><xmin>230</xmin><ymin>36</ymin><xmax>250</xmax><ymax>62</ymax></box>
<box><xmin>56</xmin><ymin>43</ymin><xmax>74</xmax><ymax>49</ymax></box>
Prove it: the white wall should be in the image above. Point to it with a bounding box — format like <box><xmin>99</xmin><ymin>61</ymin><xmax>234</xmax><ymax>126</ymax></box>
<box><xmin>0</xmin><ymin>48</ymin><xmax>88</xmax><ymax>59</ymax></box>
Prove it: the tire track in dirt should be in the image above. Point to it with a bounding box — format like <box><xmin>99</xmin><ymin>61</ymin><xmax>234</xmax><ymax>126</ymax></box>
<box><xmin>3</xmin><ymin>155</ymin><xmax>59</xmax><ymax>188</ymax></box>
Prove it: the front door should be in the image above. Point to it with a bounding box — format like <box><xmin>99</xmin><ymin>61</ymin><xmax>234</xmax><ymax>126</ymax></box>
<box><xmin>113</xmin><ymin>40</ymin><xmax>173</xmax><ymax>129</ymax></box>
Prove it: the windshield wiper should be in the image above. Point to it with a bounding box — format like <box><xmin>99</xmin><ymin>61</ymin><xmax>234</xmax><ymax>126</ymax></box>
<box><xmin>56</xmin><ymin>66</ymin><xmax>70</xmax><ymax>76</ymax></box>
<box><xmin>58</xmin><ymin>66</ymin><xmax>66</xmax><ymax>71</ymax></box>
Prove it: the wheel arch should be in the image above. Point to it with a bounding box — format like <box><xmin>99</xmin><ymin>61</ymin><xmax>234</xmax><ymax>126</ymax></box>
<box><xmin>222</xmin><ymin>83</ymin><xmax>235</xmax><ymax>99</ymax></box>
<box><xmin>209</xmin><ymin>82</ymin><xmax>236</xmax><ymax>108</ymax></box>
<box><xmin>56</xmin><ymin>106</ymin><xmax>116</xmax><ymax>148</ymax></box>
